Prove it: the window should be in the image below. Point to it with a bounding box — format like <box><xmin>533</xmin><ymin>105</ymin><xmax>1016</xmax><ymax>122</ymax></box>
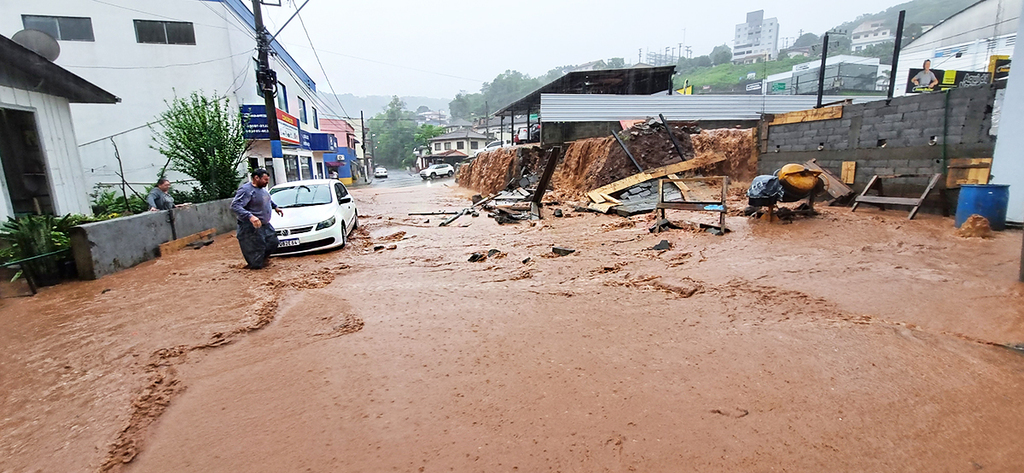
<box><xmin>334</xmin><ymin>182</ymin><xmax>348</xmax><ymax>200</ymax></box>
<box><xmin>23</xmin><ymin>15</ymin><xmax>94</xmax><ymax>41</ymax></box>
<box><xmin>312</xmin><ymin>107</ymin><xmax>318</xmax><ymax>129</ymax></box>
<box><xmin>456</xmin><ymin>141</ymin><xmax>464</xmax><ymax>150</ymax></box>
<box><xmin>444</xmin><ymin>142</ymin><xmax>451</xmax><ymax>150</ymax></box>
<box><xmin>276</xmin><ymin>82</ymin><xmax>287</xmax><ymax>112</ymax></box>
<box><xmin>434</xmin><ymin>143</ymin><xmax>441</xmax><ymax>151</ymax></box>
<box><xmin>470</xmin><ymin>141</ymin><xmax>479</xmax><ymax>150</ymax></box>
<box><xmin>134</xmin><ymin>20</ymin><xmax>195</xmax><ymax>45</ymax></box>
<box><xmin>298</xmin><ymin>96</ymin><xmax>307</xmax><ymax>124</ymax></box>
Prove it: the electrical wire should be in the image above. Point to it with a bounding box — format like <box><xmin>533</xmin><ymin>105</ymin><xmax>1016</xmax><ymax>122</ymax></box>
<box><xmin>64</xmin><ymin>50</ymin><xmax>253</xmax><ymax>70</ymax></box>
<box><xmin>277</xmin><ymin>41</ymin><xmax>486</xmax><ymax>83</ymax></box>
<box><xmin>295</xmin><ymin>9</ymin><xmax>350</xmax><ymax>120</ymax></box>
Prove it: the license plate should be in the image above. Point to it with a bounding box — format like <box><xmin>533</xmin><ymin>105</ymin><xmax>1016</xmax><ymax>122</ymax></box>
<box><xmin>279</xmin><ymin>238</ymin><xmax>300</xmax><ymax>247</ymax></box>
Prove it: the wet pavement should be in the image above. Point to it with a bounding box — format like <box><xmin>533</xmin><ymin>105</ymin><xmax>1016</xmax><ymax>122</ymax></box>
<box><xmin>366</xmin><ymin>169</ymin><xmax>457</xmax><ymax>189</ymax></box>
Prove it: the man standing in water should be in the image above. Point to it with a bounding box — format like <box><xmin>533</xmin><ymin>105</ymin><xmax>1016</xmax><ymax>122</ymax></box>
<box><xmin>231</xmin><ymin>169</ymin><xmax>283</xmax><ymax>269</ymax></box>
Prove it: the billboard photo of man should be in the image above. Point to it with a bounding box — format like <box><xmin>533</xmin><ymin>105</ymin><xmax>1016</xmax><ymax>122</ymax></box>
<box><xmin>911</xmin><ymin>60</ymin><xmax>940</xmax><ymax>91</ymax></box>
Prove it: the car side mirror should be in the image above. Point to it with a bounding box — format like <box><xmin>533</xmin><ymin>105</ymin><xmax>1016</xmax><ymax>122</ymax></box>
<box><xmin>339</xmin><ymin>196</ymin><xmax>352</xmax><ymax>204</ymax></box>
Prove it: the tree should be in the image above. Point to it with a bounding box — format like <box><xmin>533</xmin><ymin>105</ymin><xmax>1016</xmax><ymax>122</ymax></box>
<box><xmin>368</xmin><ymin>96</ymin><xmax>418</xmax><ymax>168</ymax></box>
<box><xmin>711</xmin><ymin>44</ymin><xmax>732</xmax><ymax>65</ymax></box>
<box><xmin>152</xmin><ymin>92</ymin><xmax>250</xmax><ymax>201</ymax></box>
<box><xmin>449</xmin><ymin>70</ymin><xmax>541</xmax><ymax>120</ymax></box>
<box><xmin>693</xmin><ymin>55</ymin><xmax>713</xmax><ymax>68</ymax></box>
<box><xmin>793</xmin><ymin>33</ymin><xmax>820</xmax><ymax>48</ymax></box>
<box><xmin>414</xmin><ymin>124</ymin><xmax>447</xmax><ymax>150</ymax></box>
<box><xmin>415</xmin><ymin>105</ymin><xmax>431</xmax><ymax>114</ymax></box>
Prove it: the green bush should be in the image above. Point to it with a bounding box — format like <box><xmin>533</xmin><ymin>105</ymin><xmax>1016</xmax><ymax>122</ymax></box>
<box><xmin>90</xmin><ymin>188</ymin><xmax>148</xmax><ymax>216</ymax></box>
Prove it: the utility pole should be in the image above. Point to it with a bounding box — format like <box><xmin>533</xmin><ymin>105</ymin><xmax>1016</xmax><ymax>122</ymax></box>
<box><xmin>887</xmin><ymin>10</ymin><xmax>907</xmax><ymax>100</ymax></box>
<box><xmin>252</xmin><ymin>0</ymin><xmax>283</xmax><ymax>161</ymax></box>
<box><xmin>815</xmin><ymin>33</ymin><xmax>830</xmax><ymax>108</ymax></box>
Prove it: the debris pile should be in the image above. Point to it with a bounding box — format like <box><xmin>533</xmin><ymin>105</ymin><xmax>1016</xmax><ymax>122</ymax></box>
<box><xmin>691</xmin><ymin>128</ymin><xmax>759</xmax><ymax>183</ymax></box>
<box><xmin>456</xmin><ymin>146</ymin><xmax>545</xmax><ymax>196</ymax></box>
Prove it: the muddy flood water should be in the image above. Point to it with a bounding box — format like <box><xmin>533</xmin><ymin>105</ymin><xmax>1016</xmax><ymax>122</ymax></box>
<box><xmin>2</xmin><ymin>183</ymin><xmax>1024</xmax><ymax>472</ymax></box>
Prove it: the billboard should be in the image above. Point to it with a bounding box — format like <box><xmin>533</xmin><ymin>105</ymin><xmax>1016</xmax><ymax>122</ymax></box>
<box><xmin>240</xmin><ymin>104</ymin><xmax>301</xmax><ymax>145</ymax></box>
<box><xmin>989</xmin><ymin>55</ymin><xmax>1011</xmax><ymax>82</ymax></box>
<box><xmin>905</xmin><ymin>68</ymin><xmax>992</xmax><ymax>94</ymax></box>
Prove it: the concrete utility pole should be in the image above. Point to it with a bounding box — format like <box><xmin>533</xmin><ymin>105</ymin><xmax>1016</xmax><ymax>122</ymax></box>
<box><xmin>252</xmin><ymin>0</ymin><xmax>283</xmax><ymax>160</ymax></box>
<box><xmin>815</xmin><ymin>33</ymin><xmax>829</xmax><ymax>108</ymax></box>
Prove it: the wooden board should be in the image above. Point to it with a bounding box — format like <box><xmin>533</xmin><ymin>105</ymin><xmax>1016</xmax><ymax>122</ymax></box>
<box><xmin>587</xmin><ymin>155</ymin><xmax>726</xmax><ymax>203</ymax></box>
<box><xmin>841</xmin><ymin>161</ymin><xmax>856</xmax><ymax>184</ymax></box>
<box><xmin>946</xmin><ymin>158</ymin><xmax>992</xmax><ymax>188</ymax></box>
<box><xmin>768</xmin><ymin>106</ymin><xmax>843</xmax><ymax>126</ymax></box>
<box><xmin>805</xmin><ymin>159</ymin><xmax>854</xmax><ymax>200</ymax></box>
<box><xmin>587</xmin><ymin>202</ymin><xmax>618</xmax><ymax>214</ymax></box>
<box><xmin>159</xmin><ymin>229</ymin><xmax>215</xmax><ymax>256</ymax></box>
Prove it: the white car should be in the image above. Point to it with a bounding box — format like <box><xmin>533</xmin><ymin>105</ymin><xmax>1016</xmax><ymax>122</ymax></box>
<box><xmin>420</xmin><ymin>163</ymin><xmax>455</xmax><ymax>180</ymax></box>
<box><xmin>483</xmin><ymin>140</ymin><xmax>502</xmax><ymax>151</ymax></box>
<box><xmin>268</xmin><ymin>179</ymin><xmax>358</xmax><ymax>255</ymax></box>
<box><xmin>374</xmin><ymin>166</ymin><xmax>388</xmax><ymax>178</ymax></box>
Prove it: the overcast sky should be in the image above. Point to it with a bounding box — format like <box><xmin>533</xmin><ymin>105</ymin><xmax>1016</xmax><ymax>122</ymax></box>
<box><xmin>262</xmin><ymin>0</ymin><xmax>904</xmax><ymax>100</ymax></box>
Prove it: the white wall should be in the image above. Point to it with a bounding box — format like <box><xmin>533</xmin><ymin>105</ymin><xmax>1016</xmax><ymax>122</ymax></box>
<box><xmin>991</xmin><ymin>3</ymin><xmax>1024</xmax><ymax>223</ymax></box>
<box><xmin>0</xmin><ymin>0</ymin><xmax>325</xmax><ymax>194</ymax></box>
<box><xmin>0</xmin><ymin>86</ymin><xmax>94</xmax><ymax>218</ymax></box>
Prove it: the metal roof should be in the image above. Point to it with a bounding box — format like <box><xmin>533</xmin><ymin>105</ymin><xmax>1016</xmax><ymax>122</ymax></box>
<box><xmin>0</xmin><ymin>35</ymin><xmax>118</xmax><ymax>104</ymax></box>
<box><xmin>539</xmin><ymin>94</ymin><xmax>887</xmax><ymax>122</ymax></box>
<box><xmin>495</xmin><ymin>65</ymin><xmax>677</xmax><ymax>116</ymax></box>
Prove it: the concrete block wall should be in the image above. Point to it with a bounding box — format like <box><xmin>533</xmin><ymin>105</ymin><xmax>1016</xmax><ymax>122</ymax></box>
<box><xmin>761</xmin><ymin>85</ymin><xmax>998</xmax><ymax>188</ymax></box>
<box><xmin>71</xmin><ymin>198</ymin><xmax>237</xmax><ymax>280</ymax></box>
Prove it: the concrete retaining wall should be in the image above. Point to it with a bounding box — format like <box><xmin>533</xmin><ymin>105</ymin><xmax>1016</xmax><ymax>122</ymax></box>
<box><xmin>760</xmin><ymin>85</ymin><xmax>998</xmax><ymax>212</ymax></box>
<box><xmin>71</xmin><ymin>198</ymin><xmax>237</xmax><ymax>280</ymax></box>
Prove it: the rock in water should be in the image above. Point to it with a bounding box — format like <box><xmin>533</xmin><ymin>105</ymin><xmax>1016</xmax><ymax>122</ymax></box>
<box><xmin>957</xmin><ymin>214</ymin><xmax>993</xmax><ymax>239</ymax></box>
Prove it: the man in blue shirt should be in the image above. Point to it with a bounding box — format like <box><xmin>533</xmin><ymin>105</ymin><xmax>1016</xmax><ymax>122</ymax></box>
<box><xmin>231</xmin><ymin>169</ymin><xmax>283</xmax><ymax>269</ymax></box>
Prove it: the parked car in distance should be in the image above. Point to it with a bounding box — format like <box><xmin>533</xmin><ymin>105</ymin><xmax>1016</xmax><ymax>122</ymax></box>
<box><xmin>483</xmin><ymin>140</ymin><xmax>502</xmax><ymax>151</ymax></box>
<box><xmin>268</xmin><ymin>179</ymin><xmax>358</xmax><ymax>255</ymax></box>
<box><xmin>420</xmin><ymin>163</ymin><xmax>455</xmax><ymax>180</ymax></box>
<box><xmin>374</xmin><ymin>166</ymin><xmax>388</xmax><ymax>178</ymax></box>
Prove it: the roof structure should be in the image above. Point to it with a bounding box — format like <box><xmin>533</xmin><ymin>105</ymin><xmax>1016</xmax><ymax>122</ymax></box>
<box><xmin>0</xmin><ymin>34</ymin><xmax>118</xmax><ymax>104</ymax></box>
<box><xmin>430</xmin><ymin>129</ymin><xmax>489</xmax><ymax>141</ymax></box>
<box><xmin>430</xmin><ymin>150</ymin><xmax>468</xmax><ymax>158</ymax></box>
<box><xmin>494</xmin><ymin>65</ymin><xmax>676</xmax><ymax>117</ymax></box>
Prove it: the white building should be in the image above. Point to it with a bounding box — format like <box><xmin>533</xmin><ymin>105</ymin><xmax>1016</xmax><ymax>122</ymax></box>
<box><xmin>732</xmin><ymin>10</ymin><xmax>780</xmax><ymax>64</ymax></box>
<box><xmin>895</xmin><ymin>0</ymin><xmax>1021</xmax><ymax>97</ymax></box>
<box><xmin>851</xmin><ymin>20</ymin><xmax>894</xmax><ymax>52</ymax></box>
<box><xmin>0</xmin><ymin>0</ymin><xmax>341</xmax><ymax>193</ymax></box>
<box><xmin>0</xmin><ymin>34</ymin><xmax>118</xmax><ymax>219</ymax></box>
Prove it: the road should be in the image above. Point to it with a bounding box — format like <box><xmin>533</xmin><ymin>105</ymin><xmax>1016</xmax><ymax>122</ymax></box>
<box><xmin>2</xmin><ymin>183</ymin><xmax>1024</xmax><ymax>472</ymax></box>
<box><xmin>365</xmin><ymin>168</ymin><xmax>456</xmax><ymax>189</ymax></box>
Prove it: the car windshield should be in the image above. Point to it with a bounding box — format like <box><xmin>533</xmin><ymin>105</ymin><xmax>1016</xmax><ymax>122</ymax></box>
<box><xmin>270</xmin><ymin>184</ymin><xmax>333</xmax><ymax>208</ymax></box>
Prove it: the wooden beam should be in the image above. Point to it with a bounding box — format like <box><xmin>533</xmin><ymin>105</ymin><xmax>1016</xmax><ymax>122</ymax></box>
<box><xmin>159</xmin><ymin>229</ymin><xmax>216</xmax><ymax>256</ymax></box>
<box><xmin>588</xmin><ymin>155</ymin><xmax>726</xmax><ymax>203</ymax></box>
<box><xmin>768</xmin><ymin>106</ymin><xmax>843</xmax><ymax>126</ymax></box>
<box><xmin>804</xmin><ymin>159</ymin><xmax>853</xmax><ymax>200</ymax></box>
<box><xmin>841</xmin><ymin>161</ymin><xmax>856</xmax><ymax>184</ymax></box>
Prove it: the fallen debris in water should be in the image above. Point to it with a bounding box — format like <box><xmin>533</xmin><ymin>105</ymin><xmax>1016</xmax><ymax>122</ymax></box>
<box><xmin>652</xmin><ymin>240</ymin><xmax>671</xmax><ymax>251</ymax></box>
<box><xmin>552</xmin><ymin>246</ymin><xmax>576</xmax><ymax>256</ymax></box>
<box><xmin>468</xmin><ymin>253</ymin><xmax>486</xmax><ymax>262</ymax></box>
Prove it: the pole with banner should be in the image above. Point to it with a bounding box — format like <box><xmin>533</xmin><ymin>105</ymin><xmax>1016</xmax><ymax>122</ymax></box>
<box><xmin>252</xmin><ymin>0</ymin><xmax>283</xmax><ymax>160</ymax></box>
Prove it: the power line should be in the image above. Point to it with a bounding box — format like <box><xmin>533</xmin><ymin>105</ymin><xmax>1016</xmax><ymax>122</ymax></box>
<box><xmin>295</xmin><ymin>9</ymin><xmax>350</xmax><ymax>119</ymax></box>
<box><xmin>277</xmin><ymin>41</ymin><xmax>486</xmax><ymax>83</ymax></box>
<box><xmin>64</xmin><ymin>50</ymin><xmax>253</xmax><ymax>70</ymax></box>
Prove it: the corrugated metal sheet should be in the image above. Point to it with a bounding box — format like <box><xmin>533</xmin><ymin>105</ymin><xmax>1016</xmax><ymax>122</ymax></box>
<box><xmin>539</xmin><ymin>94</ymin><xmax>886</xmax><ymax>122</ymax></box>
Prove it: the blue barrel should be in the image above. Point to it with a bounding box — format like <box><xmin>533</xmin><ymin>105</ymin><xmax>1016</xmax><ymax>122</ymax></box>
<box><xmin>955</xmin><ymin>184</ymin><xmax>1010</xmax><ymax>230</ymax></box>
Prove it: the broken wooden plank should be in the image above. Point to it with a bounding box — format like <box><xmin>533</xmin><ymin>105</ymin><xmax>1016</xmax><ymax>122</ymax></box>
<box><xmin>531</xmin><ymin>146</ymin><xmax>562</xmax><ymax>206</ymax></box>
<box><xmin>598</xmin><ymin>193</ymin><xmax>622</xmax><ymax>205</ymax></box>
<box><xmin>769</xmin><ymin>106</ymin><xmax>843</xmax><ymax>126</ymax></box>
<box><xmin>159</xmin><ymin>228</ymin><xmax>215</xmax><ymax>256</ymax></box>
<box><xmin>805</xmin><ymin>159</ymin><xmax>853</xmax><ymax>200</ymax></box>
<box><xmin>588</xmin><ymin>155</ymin><xmax>726</xmax><ymax>203</ymax></box>
<box><xmin>439</xmin><ymin>209</ymin><xmax>469</xmax><ymax>227</ymax></box>
<box><xmin>946</xmin><ymin>157</ymin><xmax>992</xmax><ymax>188</ymax></box>
<box><xmin>587</xmin><ymin>202</ymin><xmax>618</xmax><ymax>214</ymax></box>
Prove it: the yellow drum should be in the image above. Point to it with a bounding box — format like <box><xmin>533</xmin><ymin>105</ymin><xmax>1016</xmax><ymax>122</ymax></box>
<box><xmin>777</xmin><ymin>164</ymin><xmax>823</xmax><ymax>195</ymax></box>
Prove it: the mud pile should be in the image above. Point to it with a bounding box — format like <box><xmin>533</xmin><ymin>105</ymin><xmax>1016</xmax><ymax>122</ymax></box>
<box><xmin>692</xmin><ymin>128</ymin><xmax>759</xmax><ymax>183</ymax></box>
<box><xmin>456</xmin><ymin>146</ymin><xmax>544</xmax><ymax>195</ymax></box>
<box><xmin>457</xmin><ymin>124</ymin><xmax>760</xmax><ymax>201</ymax></box>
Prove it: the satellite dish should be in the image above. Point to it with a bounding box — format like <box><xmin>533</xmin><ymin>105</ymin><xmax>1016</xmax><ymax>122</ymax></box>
<box><xmin>12</xmin><ymin>29</ymin><xmax>60</xmax><ymax>61</ymax></box>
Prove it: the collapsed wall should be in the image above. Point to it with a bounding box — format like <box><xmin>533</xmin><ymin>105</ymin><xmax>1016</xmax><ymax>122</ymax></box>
<box><xmin>457</xmin><ymin>122</ymin><xmax>760</xmax><ymax>201</ymax></box>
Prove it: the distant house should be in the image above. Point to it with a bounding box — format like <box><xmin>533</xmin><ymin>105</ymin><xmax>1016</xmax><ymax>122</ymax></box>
<box><xmin>428</xmin><ymin>129</ymin><xmax>489</xmax><ymax>160</ymax></box>
<box><xmin>851</xmin><ymin>20</ymin><xmax>893</xmax><ymax>52</ymax></box>
<box><xmin>0</xmin><ymin>34</ymin><xmax>118</xmax><ymax>219</ymax></box>
<box><xmin>444</xmin><ymin>118</ymin><xmax>473</xmax><ymax>133</ymax></box>
<box><xmin>418</xmin><ymin>149</ymin><xmax>467</xmax><ymax>169</ymax></box>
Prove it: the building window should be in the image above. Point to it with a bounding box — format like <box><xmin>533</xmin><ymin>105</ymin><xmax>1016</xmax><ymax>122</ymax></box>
<box><xmin>456</xmin><ymin>141</ymin><xmax>464</xmax><ymax>150</ymax></box>
<box><xmin>22</xmin><ymin>15</ymin><xmax>94</xmax><ymax>41</ymax></box>
<box><xmin>298</xmin><ymin>97</ymin><xmax>307</xmax><ymax>123</ymax></box>
<box><xmin>276</xmin><ymin>82</ymin><xmax>287</xmax><ymax>112</ymax></box>
<box><xmin>312</xmin><ymin>107</ymin><xmax>318</xmax><ymax>129</ymax></box>
<box><xmin>134</xmin><ymin>20</ymin><xmax>195</xmax><ymax>45</ymax></box>
<box><xmin>471</xmin><ymin>141</ymin><xmax>479</xmax><ymax>150</ymax></box>
<box><xmin>434</xmin><ymin>143</ymin><xmax>441</xmax><ymax>151</ymax></box>
<box><xmin>444</xmin><ymin>142</ymin><xmax>451</xmax><ymax>150</ymax></box>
